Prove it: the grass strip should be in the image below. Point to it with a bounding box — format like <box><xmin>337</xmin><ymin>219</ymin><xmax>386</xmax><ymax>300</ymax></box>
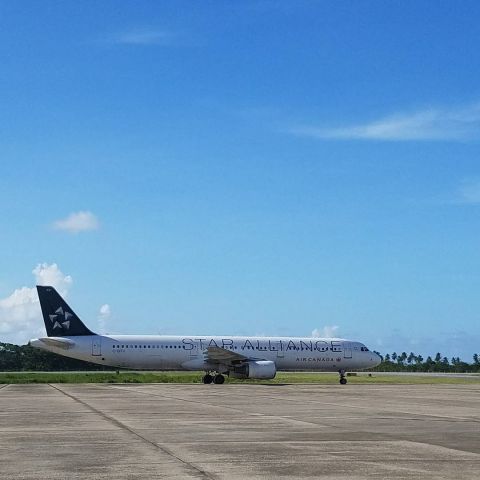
<box><xmin>0</xmin><ymin>371</ymin><xmax>479</xmax><ymax>384</ymax></box>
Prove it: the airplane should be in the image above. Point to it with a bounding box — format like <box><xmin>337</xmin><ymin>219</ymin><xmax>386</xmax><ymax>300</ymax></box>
<box><xmin>29</xmin><ymin>285</ymin><xmax>382</xmax><ymax>384</ymax></box>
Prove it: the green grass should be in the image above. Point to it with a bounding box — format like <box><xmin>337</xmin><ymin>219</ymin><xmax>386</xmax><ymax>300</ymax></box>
<box><xmin>0</xmin><ymin>371</ymin><xmax>479</xmax><ymax>384</ymax></box>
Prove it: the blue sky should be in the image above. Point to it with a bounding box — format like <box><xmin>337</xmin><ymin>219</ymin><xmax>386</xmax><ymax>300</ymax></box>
<box><xmin>1</xmin><ymin>1</ymin><xmax>480</xmax><ymax>359</ymax></box>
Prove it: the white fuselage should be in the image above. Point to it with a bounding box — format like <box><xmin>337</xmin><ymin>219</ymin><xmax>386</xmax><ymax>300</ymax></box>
<box><xmin>30</xmin><ymin>334</ymin><xmax>381</xmax><ymax>372</ymax></box>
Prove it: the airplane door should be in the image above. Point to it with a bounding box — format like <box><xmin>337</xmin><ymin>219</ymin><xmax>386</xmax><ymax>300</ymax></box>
<box><xmin>276</xmin><ymin>342</ymin><xmax>284</xmax><ymax>359</ymax></box>
<box><xmin>92</xmin><ymin>337</ymin><xmax>102</xmax><ymax>356</ymax></box>
<box><xmin>269</xmin><ymin>341</ymin><xmax>284</xmax><ymax>358</ymax></box>
<box><xmin>343</xmin><ymin>346</ymin><xmax>352</xmax><ymax>359</ymax></box>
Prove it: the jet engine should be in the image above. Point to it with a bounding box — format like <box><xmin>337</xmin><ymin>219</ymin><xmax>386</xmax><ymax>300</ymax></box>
<box><xmin>230</xmin><ymin>360</ymin><xmax>276</xmax><ymax>379</ymax></box>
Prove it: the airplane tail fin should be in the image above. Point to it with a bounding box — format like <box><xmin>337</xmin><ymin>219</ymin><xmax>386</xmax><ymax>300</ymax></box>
<box><xmin>36</xmin><ymin>286</ymin><xmax>95</xmax><ymax>337</ymax></box>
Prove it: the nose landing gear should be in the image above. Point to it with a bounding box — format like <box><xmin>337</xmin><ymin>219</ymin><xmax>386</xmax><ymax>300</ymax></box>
<box><xmin>339</xmin><ymin>369</ymin><xmax>347</xmax><ymax>385</ymax></box>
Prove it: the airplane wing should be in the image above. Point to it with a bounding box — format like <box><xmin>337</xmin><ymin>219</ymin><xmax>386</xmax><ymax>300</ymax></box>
<box><xmin>205</xmin><ymin>346</ymin><xmax>258</xmax><ymax>366</ymax></box>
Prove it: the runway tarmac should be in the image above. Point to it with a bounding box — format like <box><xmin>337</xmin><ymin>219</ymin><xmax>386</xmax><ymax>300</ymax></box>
<box><xmin>0</xmin><ymin>383</ymin><xmax>479</xmax><ymax>479</ymax></box>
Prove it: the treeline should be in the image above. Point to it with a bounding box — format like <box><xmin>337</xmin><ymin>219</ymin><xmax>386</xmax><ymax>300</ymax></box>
<box><xmin>372</xmin><ymin>351</ymin><xmax>480</xmax><ymax>373</ymax></box>
<box><xmin>0</xmin><ymin>342</ymin><xmax>115</xmax><ymax>371</ymax></box>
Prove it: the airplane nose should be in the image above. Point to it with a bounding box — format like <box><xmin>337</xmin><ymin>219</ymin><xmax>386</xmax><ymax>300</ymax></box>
<box><xmin>371</xmin><ymin>353</ymin><xmax>382</xmax><ymax>367</ymax></box>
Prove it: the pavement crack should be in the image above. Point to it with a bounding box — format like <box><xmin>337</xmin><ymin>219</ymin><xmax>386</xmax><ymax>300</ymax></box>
<box><xmin>48</xmin><ymin>384</ymin><xmax>217</xmax><ymax>480</ymax></box>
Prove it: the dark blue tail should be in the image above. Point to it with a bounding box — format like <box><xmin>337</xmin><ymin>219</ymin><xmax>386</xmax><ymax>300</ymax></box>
<box><xmin>37</xmin><ymin>286</ymin><xmax>95</xmax><ymax>337</ymax></box>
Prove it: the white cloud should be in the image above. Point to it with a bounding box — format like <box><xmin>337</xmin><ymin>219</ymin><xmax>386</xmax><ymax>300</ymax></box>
<box><xmin>53</xmin><ymin>211</ymin><xmax>99</xmax><ymax>234</ymax></box>
<box><xmin>291</xmin><ymin>102</ymin><xmax>480</xmax><ymax>141</ymax></box>
<box><xmin>33</xmin><ymin>263</ymin><xmax>72</xmax><ymax>294</ymax></box>
<box><xmin>105</xmin><ymin>29</ymin><xmax>176</xmax><ymax>46</ymax></box>
<box><xmin>99</xmin><ymin>304</ymin><xmax>111</xmax><ymax>317</ymax></box>
<box><xmin>97</xmin><ymin>304</ymin><xmax>111</xmax><ymax>334</ymax></box>
<box><xmin>458</xmin><ymin>180</ymin><xmax>480</xmax><ymax>204</ymax></box>
<box><xmin>311</xmin><ymin>325</ymin><xmax>340</xmax><ymax>338</ymax></box>
<box><xmin>0</xmin><ymin>264</ymin><xmax>72</xmax><ymax>345</ymax></box>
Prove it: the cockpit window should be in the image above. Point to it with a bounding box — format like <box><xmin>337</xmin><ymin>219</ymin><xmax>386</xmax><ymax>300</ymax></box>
<box><xmin>360</xmin><ymin>346</ymin><xmax>369</xmax><ymax>351</ymax></box>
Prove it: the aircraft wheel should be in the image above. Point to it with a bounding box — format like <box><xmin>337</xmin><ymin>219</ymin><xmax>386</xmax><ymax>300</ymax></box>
<box><xmin>203</xmin><ymin>374</ymin><xmax>213</xmax><ymax>384</ymax></box>
<box><xmin>214</xmin><ymin>374</ymin><xmax>225</xmax><ymax>384</ymax></box>
<box><xmin>339</xmin><ymin>377</ymin><xmax>347</xmax><ymax>385</ymax></box>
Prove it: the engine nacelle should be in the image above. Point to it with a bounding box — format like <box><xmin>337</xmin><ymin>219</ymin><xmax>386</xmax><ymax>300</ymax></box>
<box><xmin>230</xmin><ymin>360</ymin><xmax>276</xmax><ymax>379</ymax></box>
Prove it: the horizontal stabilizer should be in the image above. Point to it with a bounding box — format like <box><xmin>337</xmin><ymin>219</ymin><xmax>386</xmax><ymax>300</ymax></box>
<box><xmin>36</xmin><ymin>337</ymin><xmax>76</xmax><ymax>350</ymax></box>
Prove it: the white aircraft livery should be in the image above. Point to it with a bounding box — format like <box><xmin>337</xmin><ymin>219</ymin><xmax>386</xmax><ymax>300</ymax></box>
<box><xmin>30</xmin><ymin>286</ymin><xmax>381</xmax><ymax>384</ymax></box>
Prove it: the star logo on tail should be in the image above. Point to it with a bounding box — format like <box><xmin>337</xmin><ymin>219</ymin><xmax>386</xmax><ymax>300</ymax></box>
<box><xmin>49</xmin><ymin>307</ymin><xmax>72</xmax><ymax>330</ymax></box>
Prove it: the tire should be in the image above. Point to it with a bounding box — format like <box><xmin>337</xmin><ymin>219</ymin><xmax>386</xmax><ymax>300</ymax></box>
<box><xmin>203</xmin><ymin>374</ymin><xmax>213</xmax><ymax>384</ymax></box>
<box><xmin>214</xmin><ymin>374</ymin><xmax>225</xmax><ymax>384</ymax></box>
<box><xmin>339</xmin><ymin>377</ymin><xmax>347</xmax><ymax>385</ymax></box>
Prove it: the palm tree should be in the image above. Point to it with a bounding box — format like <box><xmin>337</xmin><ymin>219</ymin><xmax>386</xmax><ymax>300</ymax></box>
<box><xmin>373</xmin><ymin>351</ymin><xmax>383</xmax><ymax>362</ymax></box>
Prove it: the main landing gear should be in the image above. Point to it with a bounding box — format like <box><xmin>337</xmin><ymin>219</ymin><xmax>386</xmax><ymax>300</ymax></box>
<box><xmin>339</xmin><ymin>369</ymin><xmax>347</xmax><ymax>385</ymax></box>
<box><xmin>202</xmin><ymin>373</ymin><xmax>225</xmax><ymax>384</ymax></box>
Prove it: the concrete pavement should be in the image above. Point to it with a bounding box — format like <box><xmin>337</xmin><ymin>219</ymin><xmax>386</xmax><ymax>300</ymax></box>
<box><xmin>0</xmin><ymin>383</ymin><xmax>479</xmax><ymax>479</ymax></box>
